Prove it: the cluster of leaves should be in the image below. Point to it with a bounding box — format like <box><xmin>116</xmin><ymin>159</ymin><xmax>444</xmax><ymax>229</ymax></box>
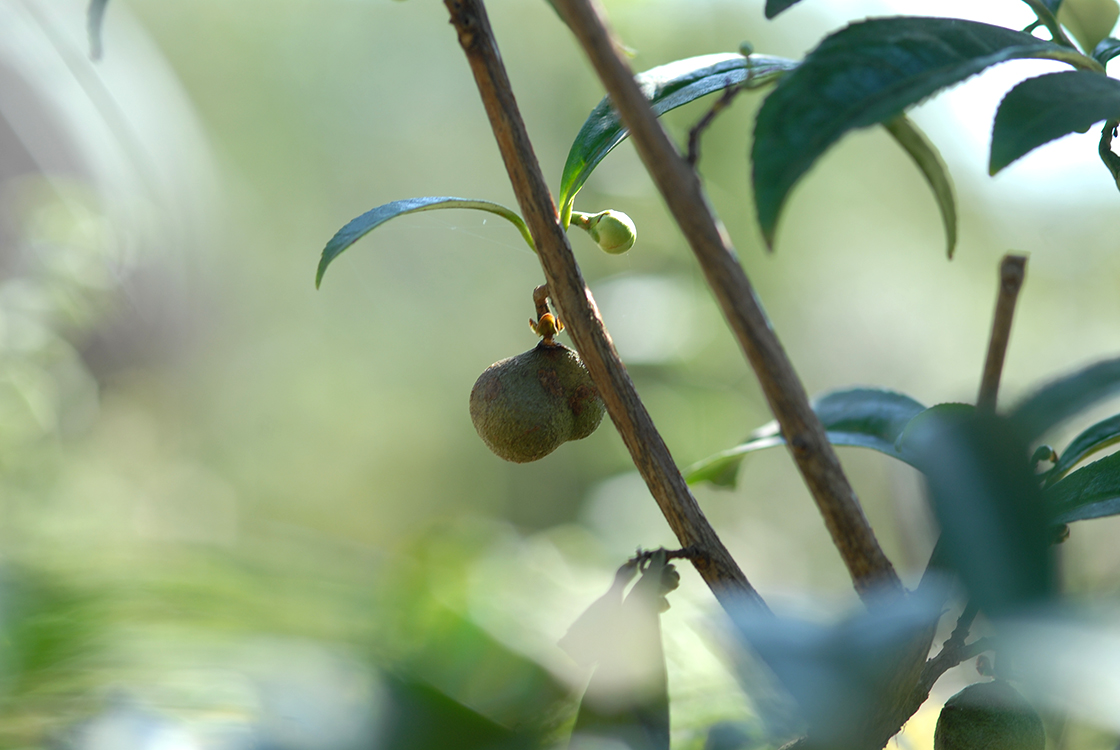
<box><xmin>689</xmin><ymin>358</ymin><xmax>1120</xmax><ymax>614</ymax></box>
<box><xmin>315</xmin><ymin>0</ymin><xmax>1120</xmax><ymax>282</ymax></box>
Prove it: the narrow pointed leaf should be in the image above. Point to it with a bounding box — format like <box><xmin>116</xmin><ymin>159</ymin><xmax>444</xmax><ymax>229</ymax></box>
<box><xmin>1047</xmin><ymin>413</ymin><xmax>1120</xmax><ymax>480</ymax></box>
<box><xmin>559</xmin><ymin>53</ymin><xmax>798</xmax><ymax>224</ymax></box>
<box><xmin>1093</xmin><ymin>36</ymin><xmax>1120</xmax><ymax>64</ymax></box>
<box><xmin>684</xmin><ymin>388</ymin><xmax>925</xmax><ymax>487</ymax></box>
<box><xmin>752</xmin><ymin>16</ymin><xmax>1094</xmax><ymax>247</ymax></box>
<box><xmin>1047</xmin><ymin>450</ymin><xmax>1120</xmax><ymax>523</ymax></box>
<box><xmin>765</xmin><ymin>0</ymin><xmax>805</xmax><ymax>18</ymax></box>
<box><xmin>1009</xmin><ymin>357</ymin><xmax>1120</xmax><ymax>443</ymax></box>
<box><xmin>316</xmin><ymin>197</ymin><xmax>533</xmax><ymax>288</ymax></box>
<box><xmin>882</xmin><ymin>115</ymin><xmax>958</xmax><ymax>258</ymax></box>
<box><xmin>990</xmin><ymin>71</ymin><xmax>1120</xmax><ymax>173</ymax></box>
<box><xmin>88</xmin><ymin>0</ymin><xmax>109</xmax><ymax>60</ymax></box>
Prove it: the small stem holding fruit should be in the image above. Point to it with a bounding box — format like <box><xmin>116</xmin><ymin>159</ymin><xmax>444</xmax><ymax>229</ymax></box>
<box><xmin>444</xmin><ymin>0</ymin><xmax>768</xmax><ymax>612</ymax></box>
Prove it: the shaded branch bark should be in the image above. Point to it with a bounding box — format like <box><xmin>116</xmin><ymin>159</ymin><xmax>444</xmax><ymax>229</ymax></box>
<box><xmin>443</xmin><ymin>0</ymin><xmax>767</xmax><ymax>611</ymax></box>
<box><xmin>550</xmin><ymin>0</ymin><xmax>900</xmax><ymax>600</ymax></box>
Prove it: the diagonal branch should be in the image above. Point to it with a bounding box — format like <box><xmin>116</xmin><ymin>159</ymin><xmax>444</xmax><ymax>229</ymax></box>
<box><xmin>443</xmin><ymin>0</ymin><xmax>767</xmax><ymax>612</ymax></box>
<box><xmin>550</xmin><ymin>0</ymin><xmax>901</xmax><ymax>600</ymax></box>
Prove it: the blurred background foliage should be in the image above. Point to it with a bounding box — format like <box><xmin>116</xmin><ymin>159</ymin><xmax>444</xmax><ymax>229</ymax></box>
<box><xmin>2</xmin><ymin>0</ymin><xmax>1120</xmax><ymax>747</ymax></box>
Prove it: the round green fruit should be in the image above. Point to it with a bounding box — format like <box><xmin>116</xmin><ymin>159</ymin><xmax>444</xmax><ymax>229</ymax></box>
<box><xmin>469</xmin><ymin>342</ymin><xmax>605</xmax><ymax>463</ymax></box>
<box><xmin>934</xmin><ymin>679</ymin><xmax>1044</xmax><ymax>750</ymax></box>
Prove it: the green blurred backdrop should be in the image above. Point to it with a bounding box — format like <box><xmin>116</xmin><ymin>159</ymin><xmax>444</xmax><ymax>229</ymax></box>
<box><xmin>2</xmin><ymin>0</ymin><xmax>1120</xmax><ymax>747</ymax></box>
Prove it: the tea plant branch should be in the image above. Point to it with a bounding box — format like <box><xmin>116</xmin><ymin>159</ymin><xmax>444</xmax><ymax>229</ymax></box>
<box><xmin>443</xmin><ymin>0</ymin><xmax>767</xmax><ymax>611</ymax></box>
<box><xmin>977</xmin><ymin>254</ymin><xmax>1028</xmax><ymax>412</ymax></box>
<box><xmin>550</xmin><ymin>0</ymin><xmax>902</xmax><ymax>600</ymax></box>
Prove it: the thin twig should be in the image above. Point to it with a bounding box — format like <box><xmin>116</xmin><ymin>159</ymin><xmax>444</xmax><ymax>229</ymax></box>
<box><xmin>550</xmin><ymin>0</ymin><xmax>901</xmax><ymax>600</ymax></box>
<box><xmin>443</xmin><ymin>0</ymin><xmax>768</xmax><ymax>612</ymax></box>
<box><xmin>977</xmin><ymin>254</ymin><xmax>1028</xmax><ymax>412</ymax></box>
<box><xmin>686</xmin><ymin>81</ymin><xmax>741</xmax><ymax>167</ymax></box>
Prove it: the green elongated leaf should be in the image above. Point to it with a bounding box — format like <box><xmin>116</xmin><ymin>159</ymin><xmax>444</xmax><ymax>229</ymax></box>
<box><xmin>316</xmin><ymin>197</ymin><xmax>533</xmax><ymax>288</ymax></box>
<box><xmin>990</xmin><ymin>71</ymin><xmax>1120</xmax><ymax>173</ymax></box>
<box><xmin>905</xmin><ymin>409</ymin><xmax>1056</xmax><ymax>617</ymax></box>
<box><xmin>882</xmin><ymin>115</ymin><xmax>958</xmax><ymax>258</ymax></box>
<box><xmin>1009</xmin><ymin>357</ymin><xmax>1120</xmax><ymax>443</ymax></box>
<box><xmin>765</xmin><ymin>0</ymin><xmax>804</xmax><ymax>18</ymax></box>
<box><xmin>558</xmin><ymin>53</ymin><xmax>798</xmax><ymax>225</ymax></box>
<box><xmin>1093</xmin><ymin>36</ymin><xmax>1120</xmax><ymax>64</ymax></box>
<box><xmin>1047</xmin><ymin>413</ymin><xmax>1120</xmax><ymax>480</ymax></box>
<box><xmin>1047</xmin><ymin>450</ymin><xmax>1120</xmax><ymax>523</ymax></box>
<box><xmin>684</xmin><ymin>388</ymin><xmax>925</xmax><ymax>487</ymax></box>
<box><xmin>752</xmin><ymin>16</ymin><xmax>1097</xmax><ymax>247</ymax></box>
<box><xmin>88</xmin><ymin>0</ymin><xmax>109</xmax><ymax>60</ymax></box>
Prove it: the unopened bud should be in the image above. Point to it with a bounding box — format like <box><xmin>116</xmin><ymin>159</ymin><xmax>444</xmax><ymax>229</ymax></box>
<box><xmin>581</xmin><ymin>210</ymin><xmax>637</xmax><ymax>255</ymax></box>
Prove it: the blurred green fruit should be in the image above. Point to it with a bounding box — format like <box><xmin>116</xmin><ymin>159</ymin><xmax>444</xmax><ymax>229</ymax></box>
<box><xmin>934</xmin><ymin>679</ymin><xmax>1044</xmax><ymax>750</ymax></box>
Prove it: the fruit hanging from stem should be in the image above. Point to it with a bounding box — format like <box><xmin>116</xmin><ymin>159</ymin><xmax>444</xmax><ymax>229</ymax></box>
<box><xmin>469</xmin><ymin>287</ymin><xmax>605</xmax><ymax>462</ymax></box>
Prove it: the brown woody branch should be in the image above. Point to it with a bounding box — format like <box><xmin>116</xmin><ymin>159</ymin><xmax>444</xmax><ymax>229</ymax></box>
<box><xmin>550</xmin><ymin>0</ymin><xmax>901</xmax><ymax>600</ymax></box>
<box><xmin>977</xmin><ymin>254</ymin><xmax>1028</xmax><ymax>412</ymax></box>
<box><xmin>443</xmin><ymin>0</ymin><xmax>767</xmax><ymax>611</ymax></box>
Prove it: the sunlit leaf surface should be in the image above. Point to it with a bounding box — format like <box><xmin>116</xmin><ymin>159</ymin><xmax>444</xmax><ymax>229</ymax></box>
<box><xmin>316</xmin><ymin>197</ymin><xmax>533</xmax><ymax>288</ymax></box>
<box><xmin>752</xmin><ymin>17</ymin><xmax>1088</xmax><ymax>246</ymax></box>
<box><xmin>559</xmin><ymin>53</ymin><xmax>797</xmax><ymax>223</ymax></box>
<box><xmin>685</xmin><ymin>388</ymin><xmax>925</xmax><ymax>487</ymax></box>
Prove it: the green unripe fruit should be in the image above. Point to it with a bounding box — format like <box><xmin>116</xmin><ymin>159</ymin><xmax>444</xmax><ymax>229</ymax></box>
<box><xmin>469</xmin><ymin>342</ymin><xmax>605</xmax><ymax>462</ymax></box>
<box><xmin>934</xmin><ymin>680</ymin><xmax>1044</xmax><ymax>750</ymax></box>
<box><xmin>581</xmin><ymin>210</ymin><xmax>637</xmax><ymax>255</ymax></box>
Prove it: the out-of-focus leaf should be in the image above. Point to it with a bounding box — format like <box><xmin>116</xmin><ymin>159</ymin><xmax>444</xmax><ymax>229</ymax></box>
<box><xmin>88</xmin><ymin>0</ymin><xmax>109</xmax><ymax>60</ymax></box>
<box><xmin>1047</xmin><ymin>450</ymin><xmax>1120</xmax><ymax>523</ymax></box>
<box><xmin>894</xmin><ymin>402</ymin><xmax>976</xmax><ymax>457</ymax></box>
<box><xmin>1058</xmin><ymin>0</ymin><xmax>1120</xmax><ymax>54</ymax></box>
<box><xmin>571</xmin><ymin>551</ymin><xmax>675</xmax><ymax>750</ymax></box>
<box><xmin>316</xmin><ymin>197</ymin><xmax>533</xmax><ymax>288</ymax></box>
<box><xmin>559</xmin><ymin>53</ymin><xmax>798</xmax><ymax>225</ymax></box>
<box><xmin>990</xmin><ymin>71</ymin><xmax>1120</xmax><ymax>174</ymax></box>
<box><xmin>882</xmin><ymin>114</ymin><xmax>958</xmax><ymax>258</ymax></box>
<box><xmin>1093</xmin><ymin>36</ymin><xmax>1120</xmax><ymax>64</ymax></box>
<box><xmin>1047</xmin><ymin>413</ymin><xmax>1120</xmax><ymax>481</ymax></box>
<box><xmin>905</xmin><ymin>409</ymin><xmax>1055</xmax><ymax>617</ymax></box>
<box><xmin>765</xmin><ymin>0</ymin><xmax>804</xmax><ymax>18</ymax></box>
<box><xmin>559</xmin><ymin>560</ymin><xmax>637</xmax><ymax>667</ymax></box>
<box><xmin>727</xmin><ymin>593</ymin><xmax>942</xmax><ymax>748</ymax></box>
<box><xmin>1009</xmin><ymin>356</ymin><xmax>1120</xmax><ymax>443</ymax></box>
<box><xmin>752</xmin><ymin>16</ymin><xmax>1094</xmax><ymax>247</ymax></box>
<box><xmin>376</xmin><ymin>676</ymin><xmax>532</xmax><ymax>750</ymax></box>
<box><xmin>405</xmin><ymin>606</ymin><xmax>571</xmax><ymax>732</ymax></box>
<box><xmin>684</xmin><ymin>388</ymin><xmax>925</xmax><ymax>488</ymax></box>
